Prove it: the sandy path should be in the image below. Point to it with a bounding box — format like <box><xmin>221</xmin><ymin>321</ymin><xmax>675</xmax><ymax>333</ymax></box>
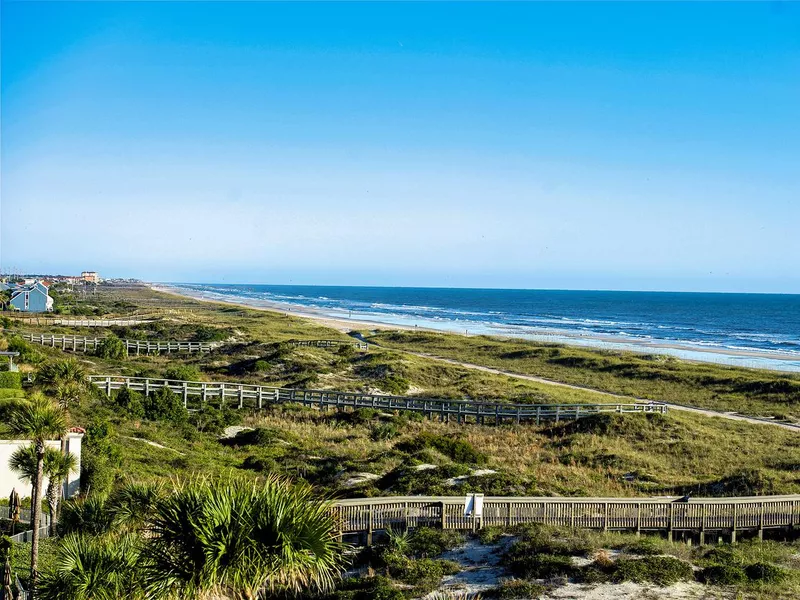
<box><xmin>396</xmin><ymin>350</ymin><xmax>800</xmax><ymax>433</ymax></box>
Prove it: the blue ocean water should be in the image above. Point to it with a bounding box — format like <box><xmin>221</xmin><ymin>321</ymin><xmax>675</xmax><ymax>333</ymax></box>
<box><xmin>170</xmin><ymin>284</ymin><xmax>800</xmax><ymax>372</ymax></box>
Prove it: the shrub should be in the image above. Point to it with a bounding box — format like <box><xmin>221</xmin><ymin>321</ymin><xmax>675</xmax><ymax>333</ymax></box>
<box><xmin>378</xmin><ymin>374</ymin><xmax>410</xmax><ymax>395</ymax></box>
<box><xmin>408</xmin><ymin>527</ymin><xmax>465</xmax><ymax>558</ymax></box>
<box><xmin>510</xmin><ymin>523</ymin><xmax>594</xmax><ymax>556</ymax></box>
<box><xmin>744</xmin><ymin>562</ymin><xmax>787</xmax><ymax>583</ymax></box>
<box><xmin>222</xmin><ymin>426</ymin><xmax>295</xmax><ymax>447</ymax></box>
<box><xmin>95</xmin><ymin>335</ymin><xmax>126</xmax><ymax>359</ymax></box>
<box><xmin>477</xmin><ymin>526</ymin><xmax>506</xmax><ymax>545</ymax></box>
<box><xmin>490</xmin><ymin>579</ymin><xmax>546</xmax><ymax>599</ymax></box>
<box><xmin>143</xmin><ymin>386</ymin><xmax>188</xmax><ymax>423</ymax></box>
<box><xmin>164</xmin><ymin>365</ymin><xmax>203</xmax><ymax>381</ymax></box>
<box><xmin>189</xmin><ymin>404</ymin><xmax>241</xmax><ymax>434</ymax></box>
<box><xmin>0</xmin><ymin>371</ymin><xmax>21</xmax><ymax>389</ymax></box>
<box><xmin>701</xmin><ymin>564</ymin><xmax>747</xmax><ymax>585</ymax></box>
<box><xmin>112</xmin><ymin>387</ymin><xmax>145</xmax><ymax>418</ymax></box>
<box><xmin>58</xmin><ymin>497</ymin><xmax>113</xmax><ymax>536</ymax></box>
<box><xmin>612</xmin><ymin>556</ymin><xmax>694</xmax><ymax>585</ymax></box>
<box><xmin>397</xmin><ymin>558</ymin><xmax>460</xmax><ymax>594</ymax></box>
<box><xmin>622</xmin><ymin>535</ymin><xmax>664</xmax><ymax>556</ymax></box>
<box><xmin>400</xmin><ymin>433</ymin><xmax>487</xmax><ymax>465</ymax></box>
<box><xmin>326</xmin><ymin>576</ymin><xmax>404</xmax><ymax>600</ymax></box>
<box><xmin>504</xmin><ymin>552</ymin><xmax>577</xmax><ymax>579</ymax></box>
<box><xmin>252</xmin><ymin>359</ymin><xmax>270</xmax><ymax>373</ymax></box>
<box><xmin>370</xmin><ymin>423</ymin><xmax>400</xmax><ymax>441</ymax></box>
<box><xmin>7</xmin><ymin>336</ymin><xmax>44</xmax><ymax>364</ymax></box>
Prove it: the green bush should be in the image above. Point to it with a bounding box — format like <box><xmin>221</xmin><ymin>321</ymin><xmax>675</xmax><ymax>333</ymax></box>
<box><xmin>400</xmin><ymin>432</ymin><xmax>487</xmax><ymax>465</ymax></box>
<box><xmin>57</xmin><ymin>497</ymin><xmax>113</xmax><ymax>536</ymax></box>
<box><xmin>478</xmin><ymin>526</ymin><xmax>506</xmax><ymax>545</ymax></box>
<box><xmin>252</xmin><ymin>360</ymin><xmax>270</xmax><ymax>373</ymax></box>
<box><xmin>370</xmin><ymin>423</ymin><xmax>400</xmax><ymax>441</ymax></box>
<box><xmin>622</xmin><ymin>535</ymin><xmax>664</xmax><ymax>556</ymax></box>
<box><xmin>164</xmin><ymin>365</ymin><xmax>203</xmax><ymax>381</ymax></box>
<box><xmin>143</xmin><ymin>387</ymin><xmax>188</xmax><ymax>423</ymax></box>
<box><xmin>701</xmin><ymin>564</ymin><xmax>747</xmax><ymax>585</ymax></box>
<box><xmin>95</xmin><ymin>335</ymin><xmax>126</xmax><ymax>359</ymax></box>
<box><xmin>378</xmin><ymin>374</ymin><xmax>410</xmax><ymax>395</ymax></box>
<box><xmin>80</xmin><ymin>418</ymin><xmax>122</xmax><ymax>497</ymax></box>
<box><xmin>744</xmin><ymin>562</ymin><xmax>787</xmax><ymax>583</ymax></box>
<box><xmin>0</xmin><ymin>371</ymin><xmax>21</xmax><ymax>389</ymax></box>
<box><xmin>510</xmin><ymin>523</ymin><xmax>594</xmax><ymax>556</ymax></box>
<box><xmin>112</xmin><ymin>387</ymin><xmax>145</xmax><ymax>418</ymax></box>
<box><xmin>490</xmin><ymin>579</ymin><xmax>546</xmax><ymax>599</ymax></box>
<box><xmin>408</xmin><ymin>527</ymin><xmax>465</xmax><ymax>558</ymax></box>
<box><xmin>504</xmin><ymin>552</ymin><xmax>577</xmax><ymax>579</ymax></box>
<box><xmin>222</xmin><ymin>426</ymin><xmax>295</xmax><ymax>447</ymax></box>
<box><xmin>396</xmin><ymin>558</ymin><xmax>460</xmax><ymax>594</ymax></box>
<box><xmin>189</xmin><ymin>404</ymin><xmax>241</xmax><ymax>434</ymax></box>
<box><xmin>7</xmin><ymin>336</ymin><xmax>44</xmax><ymax>364</ymax></box>
<box><xmin>612</xmin><ymin>556</ymin><xmax>694</xmax><ymax>585</ymax></box>
<box><xmin>325</xmin><ymin>576</ymin><xmax>405</xmax><ymax>600</ymax></box>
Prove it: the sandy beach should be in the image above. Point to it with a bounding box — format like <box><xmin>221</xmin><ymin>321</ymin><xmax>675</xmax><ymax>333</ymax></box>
<box><xmin>149</xmin><ymin>284</ymin><xmax>800</xmax><ymax>370</ymax></box>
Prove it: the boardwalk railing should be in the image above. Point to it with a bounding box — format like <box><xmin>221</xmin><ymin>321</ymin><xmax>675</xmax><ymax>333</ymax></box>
<box><xmin>6</xmin><ymin>315</ymin><xmax>154</xmax><ymax>327</ymax></box>
<box><xmin>333</xmin><ymin>494</ymin><xmax>800</xmax><ymax>544</ymax></box>
<box><xmin>289</xmin><ymin>339</ymin><xmax>369</xmax><ymax>351</ymax></box>
<box><xmin>89</xmin><ymin>375</ymin><xmax>667</xmax><ymax>425</ymax></box>
<box><xmin>20</xmin><ymin>333</ymin><xmax>217</xmax><ymax>355</ymax></box>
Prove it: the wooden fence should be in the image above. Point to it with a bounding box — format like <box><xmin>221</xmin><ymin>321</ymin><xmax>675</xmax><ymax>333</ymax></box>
<box><xmin>20</xmin><ymin>333</ymin><xmax>217</xmax><ymax>355</ymax></box>
<box><xmin>6</xmin><ymin>315</ymin><xmax>154</xmax><ymax>327</ymax></box>
<box><xmin>88</xmin><ymin>375</ymin><xmax>667</xmax><ymax>425</ymax></box>
<box><xmin>332</xmin><ymin>494</ymin><xmax>800</xmax><ymax>544</ymax></box>
<box><xmin>288</xmin><ymin>339</ymin><xmax>369</xmax><ymax>351</ymax></box>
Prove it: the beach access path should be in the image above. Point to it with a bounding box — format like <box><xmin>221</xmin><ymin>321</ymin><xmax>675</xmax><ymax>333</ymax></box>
<box><xmin>383</xmin><ymin>346</ymin><xmax>800</xmax><ymax>433</ymax></box>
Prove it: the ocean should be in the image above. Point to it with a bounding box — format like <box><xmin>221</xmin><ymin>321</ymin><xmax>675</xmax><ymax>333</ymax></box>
<box><xmin>168</xmin><ymin>284</ymin><xmax>800</xmax><ymax>372</ymax></box>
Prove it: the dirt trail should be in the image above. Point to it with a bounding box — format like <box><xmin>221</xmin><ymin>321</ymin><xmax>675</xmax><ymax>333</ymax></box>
<box><xmin>398</xmin><ymin>350</ymin><xmax>800</xmax><ymax>433</ymax></box>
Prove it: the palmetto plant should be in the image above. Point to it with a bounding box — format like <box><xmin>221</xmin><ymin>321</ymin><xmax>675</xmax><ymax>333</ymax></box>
<box><xmin>38</xmin><ymin>533</ymin><xmax>142</xmax><ymax>600</ymax></box>
<box><xmin>140</xmin><ymin>476</ymin><xmax>345</xmax><ymax>600</ymax></box>
<box><xmin>5</xmin><ymin>393</ymin><xmax>67</xmax><ymax>592</ymax></box>
<box><xmin>37</xmin><ymin>359</ymin><xmax>89</xmax><ymax>409</ymax></box>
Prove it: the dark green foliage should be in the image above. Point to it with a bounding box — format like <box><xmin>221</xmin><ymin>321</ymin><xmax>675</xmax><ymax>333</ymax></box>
<box><xmin>80</xmin><ymin>418</ymin><xmax>122</xmax><ymax>497</ymax></box>
<box><xmin>95</xmin><ymin>335</ymin><xmax>126</xmax><ymax>359</ymax></box>
<box><xmin>112</xmin><ymin>387</ymin><xmax>145</xmax><ymax>418</ymax></box>
<box><xmin>612</xmin><ymin>557</ymin><xmax>694</xmax><ymax>585</ymax></box>
<box><xmin>377</xmin><ymin>374</ymin><xmax>410</xmax><ymax>395</ymax></box>
<box><xmin>0</xmin><ymin>535</ymin><xmax>11</xmax><ymax>562</ymax></box>
<box><xmin>378</xmin><ymin>464</ymin><xmax>470</xmax><ymax>495</ymax></box>
<box><xmin>164</xmin><ymin>365</ymin><xmax>203</xmax><ymax>381</ymax></box>
<box><xmin>143</xmin><ymin>387</ymin><xmax>188</xmax><ymax>423</ymax></box>
<box><xmin>7</xmin><ymin>335</ymin><xmax>44</xmax><ymax>364</ymax></box>
<box><xmin>744</xmin><ymin>562</ymin><xmax>788</xmax><ymax>583</ymax></box>
<box><xmin>489</xmin><ymin>579</ymin><xmax>546</xmax><ymax>599</ymax></box>
<box><xmin>477</xmin><ymin>526</ymin><xmax>506</xmax><ymax>545</ymax></box>
<box><xmin>700</xmin><ymin>564</ymin><xmax>747</xmax><ymax>585</ymax></box>
<box><xmin>510</xmin><ymin>523</ymin><xmax>595</xmax><ymax>557</ymax></box>
<box><xmin>504</xmin><ymin>552</ymin><xmax>577</xmax><ymax>579</ymax></box>
<box><xmin>622</xmin><ymin>536</ymin><xmax>663</xmax><ymax>556</ymax></box>
<box><xmin>324</xmin><ymin>576</ymin><xmax>404</xmax><ymax>600</ymax></box>
<box><xmin>189</xmin><ymin>404</ymin><xmax>241</xmax><ymax>434</ymax></box>
<box><xmin>58</xmin><ymin>496</ymin><xmax>113</xmax><ymax>536</ymax></box>
<box><xmin>222</xmin><ymin>426</ymin><xmax>296</xmax><ymax>447</ymax></box>
<box><xmin>399</xmin><ymin>432</ymin><xmax>487</xmax><ymax>465</ymax></box>
<box><xmin>0</xmin><ymin>371</ymin><xmax>21</xmax><ymax>389</ymax></box>
<box><xmin>370</xmin><ymin>423</ymin><xmax>399</xmax><ymax>441</ymax></box>
<box><xmin>407</xmin><ymin>527</ymin><xmax>465</xmax><ymax>558</ymax></box>
<box><xmin>396</xmin><ymin>558</ymin><xmax>460</xmax><ymax>593</ymax></box>
<box><xmin>252</xmin><ymin>360</ymin><xmax>270</xmax><ymax>373</ymax></box>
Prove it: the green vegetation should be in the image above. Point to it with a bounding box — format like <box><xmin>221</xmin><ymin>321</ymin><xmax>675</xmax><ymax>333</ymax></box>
<box><xmin>370</xmin><ymin>330</ymin><xmax>800</xmax><ymax>420</ymax></box>
<box><xmin>0</xmin><ymin>371</ymin><xmax>22</xmax><ymax>388</ymax></box>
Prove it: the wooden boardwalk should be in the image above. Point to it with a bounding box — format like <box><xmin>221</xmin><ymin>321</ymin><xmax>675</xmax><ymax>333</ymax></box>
<box><xmin>89</xmin><ymin>375</ymin><xmax>667</xmax><ymax>425</ymax></box>
<box><xmin>20</xmin><ymin>333</ymin><xmax>217</xmax><ymax>355</ymax></box>
<box><xmin>333</xmin><ymin>494</ymin><xmax>800</xmax><ymax>544</ymax></box>
<box><xmin>288</xmin><ymin>339</ymin><xmax>369</xmax><ymax>351</ymax></box>
<box><xmin>7</xmin><ymin>315</ymin><xmax>154</xmax><ymax>327</ymax></box>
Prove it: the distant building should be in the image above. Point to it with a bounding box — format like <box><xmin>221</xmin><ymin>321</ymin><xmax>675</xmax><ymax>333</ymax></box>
<box><xmin>9</xmin><ymin>280</ymin><xmax>54</xmax><ymax>312</ymax></box>
<box><xmin>0</xmin><ymin>429</ymin><xmax>84</xmax><ymax>499</ymax></box>
<box><xmin>81</xmin><ymin>271</ymin><xmax>100</xmax><ymax>284</ymax></box>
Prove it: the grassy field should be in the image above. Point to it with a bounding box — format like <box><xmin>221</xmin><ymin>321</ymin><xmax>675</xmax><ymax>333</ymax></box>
<box><xmin>369</xmin><ymin>330</ymin><xmax>800</xmax><ymax>420</ymax></box>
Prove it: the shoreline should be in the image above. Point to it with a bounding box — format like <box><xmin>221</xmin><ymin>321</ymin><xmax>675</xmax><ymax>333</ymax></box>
<box><xmin>150</xmin><ymin>283</ymin><xmax>800</xmax><ymax>372</ymax></box>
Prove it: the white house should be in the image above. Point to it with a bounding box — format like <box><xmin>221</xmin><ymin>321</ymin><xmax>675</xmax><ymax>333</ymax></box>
<box><xmin>0</xmin><ymin>428</ymin><xmax>84</xmax><ymax>499</ymax></box>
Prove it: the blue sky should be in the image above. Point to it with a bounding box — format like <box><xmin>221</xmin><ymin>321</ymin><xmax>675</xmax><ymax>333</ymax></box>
<box><xmin>2</xmin><ymin>2</ymin><xmax>799</xmax><ymax>292</ymax></box>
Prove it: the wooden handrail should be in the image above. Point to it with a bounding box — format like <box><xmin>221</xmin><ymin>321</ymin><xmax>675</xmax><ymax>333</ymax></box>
<box><xmin>18</xmin><ymin>333</ymin><xmax>218</xmax><ymax>355</ymax></box>
<box><xmin>88</xmin><ymin>375</ymin><xmax>668</xmax><ymax>425</ymax></box>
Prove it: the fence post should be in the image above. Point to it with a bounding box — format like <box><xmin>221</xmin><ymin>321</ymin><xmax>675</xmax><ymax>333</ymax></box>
<box><xmin>106</xmin><ymin>377</ymin><xmax>112</xmax><ymax>396</ymax></box>
<box><xmin>183</xmin><ymin>383</ymin><xmax>189</xmax><ymax>408</ymax></box>
<box><xmin>367</xmin><ymin>504</ymin><xmax>374</xmax><ymax>546</ymax></box>
<box><xmin>603</xmin><ymin>502</ymin><xmax>609</xmax><ymax>532</ymax></box>
<box><xmin>440</xmin><ymin>502</ymin><xmax>446</xmax><ymax>529</ymax></box>
<box><xmin>636</xmin><ymin>502</ymin><xmax>641</xmax><ymax>536</ymax></box>
<box><xmin>668</xmin><ymin>503</ymin><xmax>674</xmax><ymax>542</ymax></box>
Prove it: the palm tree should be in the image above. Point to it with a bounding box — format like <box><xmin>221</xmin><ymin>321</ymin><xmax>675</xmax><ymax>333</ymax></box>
<box><xmin>140</xmin><ymin>476</ymin><xmax>345</xmax><ymax>600</ymax></box>
<box><xmin>6</xmin><ymin>393</ymin><xmax>67</xmax><ymax>593</ymax></box>
<box><xmin>36</xmin><ymin>359</ymin><xmax>87</xmax><ymax>390</ymax></box>
<box><xmin>45</xmin><ymin>451</ymin><xmax>77</xmax><ymax>536</ymax></box>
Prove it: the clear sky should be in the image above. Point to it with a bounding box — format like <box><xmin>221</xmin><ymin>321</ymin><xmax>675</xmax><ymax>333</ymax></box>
<box><xmin>2</xmin><ymin>2</ymin><xmax>799</xmax><ymax>293</ymax></box>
